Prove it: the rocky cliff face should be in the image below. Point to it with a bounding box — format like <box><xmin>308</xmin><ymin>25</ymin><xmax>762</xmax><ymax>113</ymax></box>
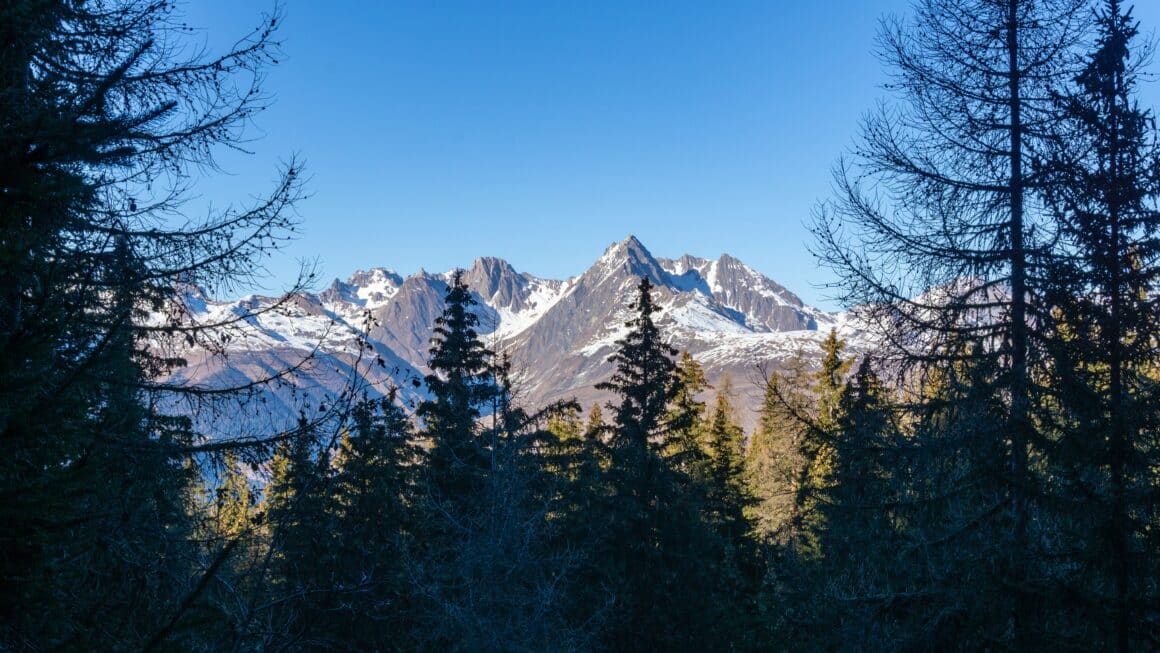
<box><xmin>164</xmin><ymin>236</ymin><xmax>867</xmax><ymax>432</ymax></box>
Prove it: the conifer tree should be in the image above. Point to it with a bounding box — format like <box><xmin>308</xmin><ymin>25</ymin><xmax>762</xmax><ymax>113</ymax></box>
<box><xmin>411</xmin><ymin>277</ymin><xmax>583</xmax><ymax>651</ymax></box>
<box><xmin>214</xmin><ymin>452</ymin><xmax>259</xmax><ymax>540</ymax></box>
<box><xmin>1040</xmin><ymin>1</ymin><xmax>1160</xmax><ymax>646</ymax></box>
<box><xmin>809</xmin><ymin>358</ymin><xmax>905</xmax><ymax>650</ymax></box>
<box><xmin>417</xmin><ymin>271</ymin><xmax>499</xmax><ymax>502</ymax></box>
<box><xmin>584</xmin><ymin>403</ymin><xmax>605</xmax><ymax>439</ymax></box>
<box><xmin>810</xmin><ymin>0</ymin><xmax>1089</xmax><ymax>643</ymax></box>
<box><xmin>745</xmin><ymin>351</ymin><xmax>813</xmax><ymax>542</ymax></box>
<box><xmin>666</xmin><ymin>351</ymin><xmax>711</xmax><ymax>476</ymax></box>
<box><xmin>262</xmin><ymin>426</ymin><xmax>335</xmax><ymax>650</ymax></box>
<box><xmin>703</xmin><ymin>376</ymin><xmax>759</xmax><ymax>601</ymax></box>
<box><xmin>0</xmin><ymin>1</ymin><xmax>304</xmax><ymax>648</ymax></box>
<box><xmin>597</xmin><ymin>277</ymin><xmax>679</xmax><ymax>452</ymax></box>
<box><xmin>591</xmin><ymin>277</ymin><xmax>737</xmax><ymax>651</ymax></box>
<box><xmin>328</xmin><ymin>394</ymin><xmax>419</xmax><ymax>649</ymax></box>
<box><xmin>705</xmin><ymin>377</ymin><xmax>753</xmax><ymax>545</ymax></box>
<box><xmin>796</xmin><ymin>329</ymin><xmax>851</xmax><ymax>556</ymax></box>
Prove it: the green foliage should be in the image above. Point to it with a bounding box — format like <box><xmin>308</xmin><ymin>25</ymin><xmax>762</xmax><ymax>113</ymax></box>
<box><xmin>585</xmin><ymin>277</ymin><xmax>752</xmax><ymax>651</ymax></box>
<box><xmin>8</xmin><ymin>1</ymin><xmax>1160</xmax><ymax>651</ymax></box>
<box><xmin>745</xmin><ymin>351</ymin><xmax>813</xmax><ymax>542</ymax></box>
<box><xmin>666</xmin><ymin>351</ymin><xmax>710</xmax><ymax>473</ymax></box>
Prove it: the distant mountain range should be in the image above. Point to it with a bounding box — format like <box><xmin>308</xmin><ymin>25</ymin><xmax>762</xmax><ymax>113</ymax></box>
<box><xmin>165</xmin><ymin>236</ymin><xmax>869</xmax><ymax>435</ymax></box>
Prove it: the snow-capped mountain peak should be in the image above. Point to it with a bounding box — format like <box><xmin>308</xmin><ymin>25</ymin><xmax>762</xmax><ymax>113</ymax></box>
<box><xmin>165</xmin><ymin>237</ymin><xmax>868</xmax><ymax>432</ymax></box>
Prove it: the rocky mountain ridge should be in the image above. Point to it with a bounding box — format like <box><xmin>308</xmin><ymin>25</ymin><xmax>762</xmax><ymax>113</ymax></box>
<box><xmin>167</xmin><ymin>236</ymin><xmax>869</xmax><ymax>433</ymax></box>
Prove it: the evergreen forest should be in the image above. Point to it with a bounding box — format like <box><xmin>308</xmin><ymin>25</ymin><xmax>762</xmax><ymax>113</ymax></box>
<box><xmin>2</xmin><ymin>0</ymin><xmax>1159</xmax><ymax>651</ymax></box>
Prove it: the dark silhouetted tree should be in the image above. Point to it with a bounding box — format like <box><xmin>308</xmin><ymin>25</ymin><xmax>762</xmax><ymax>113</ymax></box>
<box><xmin>1040</xmin><ymin>1</ymin><xmax>1160</xmax><ymax>647</ymax></box>
<box><xmin>810</xmin><ymin>0</ymin><xmax>1089</xmax><ymax>644</ymax></box>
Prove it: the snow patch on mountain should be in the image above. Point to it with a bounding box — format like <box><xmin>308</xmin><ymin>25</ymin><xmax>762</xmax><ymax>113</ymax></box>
<box><xmin>490</xmin><ymin>277</ymin><xmax>572</xmax><ymax>341</ymax></box>
<box><xmin>664</xmin><ymin>293</ymin><xmax>752</xmax><ymax>336</ymax></box>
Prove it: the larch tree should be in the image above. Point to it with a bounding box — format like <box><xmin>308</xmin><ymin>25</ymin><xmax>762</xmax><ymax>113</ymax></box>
<box><xmin>745</xmin><ymin>350</ymin><xmax>814</xmax><ymax>543</ymax></box>
<box><xmin>0</xmin><ymin>1</ymin><xmax>308</xmax><ymax>649</ymax></box>
<box><xmin>810</xmin><ymin>0</ymin><xmax>1089</xmax><ymax>644</ymax></box>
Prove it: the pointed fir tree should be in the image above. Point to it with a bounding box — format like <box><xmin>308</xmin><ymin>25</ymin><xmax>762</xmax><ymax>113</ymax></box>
<box><xmin>795</xmin><ymin>329</ymin><xmax>851</xmax><ymax>557</ymax></box>
<box><xmin>262</xmin><ymin>424</ymin><xmax>336</xmax><ymax>650</ymax></box>
<box><xmin>597</xmin><ymin>276</ymin><xmax>679</xmax><ymax>453</ymax></box>
<box><xmin>590</xmin><ymin>277</ymin><xmax>739</xmax><ymax>651</ymax></box>
<box><xmin>213</xmin><ymin>451</ymin><xmax>259</xmax><ymax>540</ymax></box>
<box><xmin>417</xmin><ymin>271</ymin><xmax>499</xmax><ymax>502</ymax></box>
<box><xmin>327</xmin><ymin>393</ymin><xmax>419</xmax><ymax>649</ymax></box>
<box><xmin>892</xmin><ymin>345</ymin><xmax>1011</xmax><ymax>650</ymax></box>
<box><xmin>809</xmin><ymin>357</ymin><xmax>906</xmax><ymax>649</ymax></box>
<box><xmin>584</xmin><ymin>403</ymin><xmax>605</xmax><ymax>440</ymax></box>
<box><xmin>1039</xmin><ymin>1</ymin><xmax>1160</xmax><ymax>646</ymax></box>
<box><xmin>665</xmin><ymin>351</ymin><xmax>711</xmax><ymax>477</ymax></box>
<box><xmin>704</xmin><ymin>376</ymin><xmax>755</xmax><ymax>554</ymax></box>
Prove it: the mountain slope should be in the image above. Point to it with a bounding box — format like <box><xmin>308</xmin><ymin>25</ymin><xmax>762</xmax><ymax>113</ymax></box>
<box><xmin>165</xmin><ymin>236</ymin><xmax>868</xmax><ymax>432</ymax></box>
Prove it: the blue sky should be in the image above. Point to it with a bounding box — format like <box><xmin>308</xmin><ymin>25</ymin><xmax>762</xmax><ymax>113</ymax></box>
<box><xmin>183</xmin><ymin>1</ymin><xmax>1160</xmax><ymax>309</ymax></box>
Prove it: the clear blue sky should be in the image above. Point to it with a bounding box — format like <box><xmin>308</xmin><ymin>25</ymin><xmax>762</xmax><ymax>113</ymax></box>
<box><xmin>182</xmin><ymin>1</ymin><xmax>1160</xmax><ymax>309</ymax></box>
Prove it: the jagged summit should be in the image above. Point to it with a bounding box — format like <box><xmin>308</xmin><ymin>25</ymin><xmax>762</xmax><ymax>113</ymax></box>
<box><xmin>591</xmin><ymin>235</ymin><xmax>669</xmax><ymax>286</ymax></box>
<box><xmin>465</xmin><ymin>256</ymin><xmax>531</xmax><ymax>311</ymax></box>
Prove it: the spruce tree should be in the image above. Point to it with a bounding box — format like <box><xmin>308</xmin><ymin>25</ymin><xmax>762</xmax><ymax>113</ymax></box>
<box><xmin>796</xmin><ymin>329</ymin><xmax>851</xmax><ymax>557</ymax></box>
<box><xmin>703</xmin><ymin>376</ymin><xmax>759</xmax><ymax>605</ymax></box>
<box><xmin>811</xmin><ymin>358</ymin><xmax>905</xmax><ymax>650</ymax></box>
<box><xmin>328</xmin><ymin>394</ymin><xmax>419</xmax><ymax>649</ymax></box>
<box><xmin>591</xmin><ymin>277</ymin><xmax>735</xmax><ymax>651</ymax></box>
<box><xmin>1040</xmin><ymin>1</ymin><xmax>1160</xmax><ymax>646</ymax></box>
<box><xmin>411</xmin><ymin>276</ymin><xmax>582</xmax><ymax>651</ymax></box>
<box><xmin>705</xmin><ymin>378</ymin><xmax>753</xmax><ymax>546</ymax></box>
<box><xmin>417</xmin><ymin>271</ymin><xmax>499</xmax><ymax>502</ymax></box>
<box><xmin>262</xmin><ymin>426</ymin><xmax>335</xmax><ymax>651</ymax></box>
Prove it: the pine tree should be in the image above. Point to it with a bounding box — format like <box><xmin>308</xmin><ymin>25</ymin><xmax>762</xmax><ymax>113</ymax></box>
<box><xmin>417</xmin><ymin>271</ymin><xmax>499</xmax><ymax>502</ymax></box>
<box><xmin>589</xmin><ymin>277</ymin><xmax>737</xmax><ymax>651</ymax></box>
<box><xmin>328</xmin><ymin>394</ymin><xmax>419</xmax><ymax>649</ymax></box>
<box><xmin>262</xmin><ymin>426</ymin><xmax>335</xmax><ymax>651</ymax></box>
<box><xmin>1040</xmin><ymin>1</ymin><xmax>1160</xmax><ymax>647</ymax></box>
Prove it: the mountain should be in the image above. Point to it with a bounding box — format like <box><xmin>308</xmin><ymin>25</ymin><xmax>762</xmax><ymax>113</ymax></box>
<box><xmin>164</xmin><ymin>236</ymin><xmax>868</xmax><ymax>433</ymax></box>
